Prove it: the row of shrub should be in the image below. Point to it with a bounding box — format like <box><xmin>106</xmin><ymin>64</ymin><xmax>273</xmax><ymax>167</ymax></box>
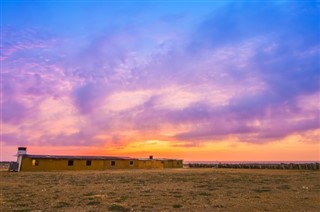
<box><xmin>188</xmin><ymin>163</ymin><xmax>320</xmax><ymax>170</ymax></box>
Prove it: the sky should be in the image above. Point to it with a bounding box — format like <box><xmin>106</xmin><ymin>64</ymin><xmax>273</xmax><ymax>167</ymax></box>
<box><xmin>1</xmin><ymin>1</ymin><xmax>319</xmax><ymax>161</ymax></box>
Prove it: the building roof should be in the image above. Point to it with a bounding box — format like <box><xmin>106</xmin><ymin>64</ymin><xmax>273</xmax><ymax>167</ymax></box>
<box><xmin>137</xmin><ymin>158</ymin><xmax>182</xmax><ymax>161</ymax></box>
<box><xmin>22</xmin><ymin>154</ymin><xmax>183</xmax><ymax>161</ymax></box>
<box><xmin>23</xmin><ymin>154</ymin><xmax>133</xmax><ymax>160</ymax></box>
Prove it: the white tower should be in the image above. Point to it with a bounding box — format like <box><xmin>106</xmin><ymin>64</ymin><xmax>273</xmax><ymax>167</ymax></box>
<box><xmin>17</xmin><ymin>147</ymin><xmax>27</xmax><ymax>171</ymax></box>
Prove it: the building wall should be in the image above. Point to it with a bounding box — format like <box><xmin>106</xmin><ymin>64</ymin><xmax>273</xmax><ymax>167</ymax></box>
<box><xmin>20</xmin><ymin>158</ymin><xmax>107</xmax><ymax>171</ymax></box>
<box><xmin>104</xmin><ymin>159</ymin><xmax>138</xmax><ymax>169</ymax></box>
<box><xmin>137</xmin><ymin>160</ymin><xmax>164</xmax><ymax>169</ymax></box>
<box><xmin>163</xmin><ymin>160</ymin><xmax>183</xmax><ymax>168</ymax></box>
<box><xmin>20</xmin><ymin>157</ymin><xmax>183</xmax><ymax>171</ymax></box>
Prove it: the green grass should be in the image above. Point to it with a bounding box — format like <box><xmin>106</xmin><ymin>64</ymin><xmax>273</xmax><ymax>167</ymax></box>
<box><xmin>13</xmin><ymin>209</ymin><xmax>30</xmax><ymax>212</ymax></box>
<box><xmin>199</xmin><ymin>192</ymin><xmax>211</xmax><ymax>196</ymax></box>
<box><xmin>108</xmin><ymin>191</ymin><xmax>116</xmax><ymax>195</ymax></box>
<box><xmin>115</xmin><ymin>196</ymin><xmax>128</xmax><ymax>203</ymax></box>
<box><xmin>252</xmin><ymin>188</ymin><xmax>272</xmax><ymax>193</ymax></box>
<box><xmin>173</xmin><ymin>204</ymin><xmax>182</xmax><ymax>208</ymax></box>
<box><xmin>55</xmin><ymin>201</ymin><xmax>70</xmax><ymax>208</ymax></box>
<box><xmin>108</xmin><ymin>204</ymin><xmax>129</xmax><ymax>211</ymax></box>
<box><xmin>16</xmin><ymin>203</ymin><xmax>29</xmax><ymax>207</ymax></box>
<box><xmin>277</xmin><ymin>184</ymin><xmax>290</xmax><ymax>190</ymax></box>
<box><xmin>87</xmin><ymin>200</ymin><xmax>100</xmax><ymax>206</ymax></box>
<box><xmin>84</xmin><ymin>192</ymin><xmax>95</xmax><ymax>196</ymax></box>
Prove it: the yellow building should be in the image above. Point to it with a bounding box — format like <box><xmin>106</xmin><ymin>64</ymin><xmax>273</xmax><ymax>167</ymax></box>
<box><xmin>14</xmin><ymin>147</ymin><xmax>183</xmax><ymax>171</ymax></box>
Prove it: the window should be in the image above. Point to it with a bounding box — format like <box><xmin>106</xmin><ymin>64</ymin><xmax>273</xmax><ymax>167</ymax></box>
<box><xmin>68</xmin><ymin>160</ymin><xmax>74</xmax><ymax>166</ymax></box>
<box><xmin>86</xmin><ymin>160</ymin><xmax>92</xmax><ymax>166</ymax></box>
<box><xmin>32</xmin><ymin>159</ymin><xmax>39</xmax><ymax>166</ymax></box>
<box><xmin>111</xmin><ymin>161</ymin><xmax>116</xmax><ymax>166</ymax></box>
<box><xmin>130</xmin><ymin>160</ymin><xmax>134</xmax><ymax>166</ymax></box>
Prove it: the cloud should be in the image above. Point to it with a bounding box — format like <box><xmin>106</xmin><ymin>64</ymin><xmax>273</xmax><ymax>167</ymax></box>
<box><xmin>2</xmin><ymin>100</ymin><xmax>29</xmax><ymax>124</ymax></box>
<box><xmin>1</xmin><ymin>27</ymin><xmax>56</xmax><ymax>61</ymax></box>
<box><xmin>2</xmin><ymin>2</ymin><xmax>319</xmax><ymax>149</ymax></box>
<box><xmin>72</xmin><ymin>82</ymin><xmax>112</xmax><ymax>114</ymax></box>
<box><xmin>1</xmin><ymin>133</ymin><xmax>30</xmax><ymax>146</ymax></box>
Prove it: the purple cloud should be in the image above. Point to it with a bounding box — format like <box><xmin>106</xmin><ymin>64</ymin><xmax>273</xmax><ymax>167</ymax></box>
<box><xmin>2</xmin><ymin>100</ymin><xmax>29</xmax><ymax>124</ymax></box>
<box><xmin>2</xmin><ymin>1</ymin><xmax>319</xmax><ymax>149</ymax></box>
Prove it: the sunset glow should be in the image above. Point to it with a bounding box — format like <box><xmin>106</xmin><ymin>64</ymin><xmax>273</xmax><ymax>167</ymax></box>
<box><xmin>1</xmin><ymin>1</ymin><xmax>319</xmax><ymax>161</ymax></box>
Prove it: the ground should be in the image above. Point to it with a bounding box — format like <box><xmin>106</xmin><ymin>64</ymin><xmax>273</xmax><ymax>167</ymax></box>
<box><xmin>1</xmin><ymin>168</ymin><xmax>319</xmax><ymax>211</ymax></box>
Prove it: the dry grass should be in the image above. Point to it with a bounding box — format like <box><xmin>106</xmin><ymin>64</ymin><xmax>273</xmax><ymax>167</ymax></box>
<box><xmin>0</xmin><ymin>168</ymin><xmax>319</xmax><ymax>211</ymax></box>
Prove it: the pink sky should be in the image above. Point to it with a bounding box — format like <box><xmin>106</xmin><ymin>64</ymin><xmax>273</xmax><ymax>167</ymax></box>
<box><xmin>1</xmin><ymin>2</ymin><xmax>319</xmax><ymax>161</ymax></box>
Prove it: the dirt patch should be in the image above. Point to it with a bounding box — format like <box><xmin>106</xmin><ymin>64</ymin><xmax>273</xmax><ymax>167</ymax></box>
<box><xmin>0</xmin><ymin>169</ymin><xmax>319</xmax><ymax>211</ymax></box>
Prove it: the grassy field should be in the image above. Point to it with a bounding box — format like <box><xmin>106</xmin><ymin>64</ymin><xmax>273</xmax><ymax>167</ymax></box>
<box><xmin>1</xmin><ymin>168</ymin><xmax>319</xmax><ymax>211</ymax></box>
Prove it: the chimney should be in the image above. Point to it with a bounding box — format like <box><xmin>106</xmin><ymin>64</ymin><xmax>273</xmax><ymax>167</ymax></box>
<box><xmin>149</xmin><ymin>155</ymin><xmax>153</xmax><ymax>159</ymax></box>
<box><xmin>17</xmin><ymin>147</ymin><xmax>27</xmax><ymax>155</ymax></box>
